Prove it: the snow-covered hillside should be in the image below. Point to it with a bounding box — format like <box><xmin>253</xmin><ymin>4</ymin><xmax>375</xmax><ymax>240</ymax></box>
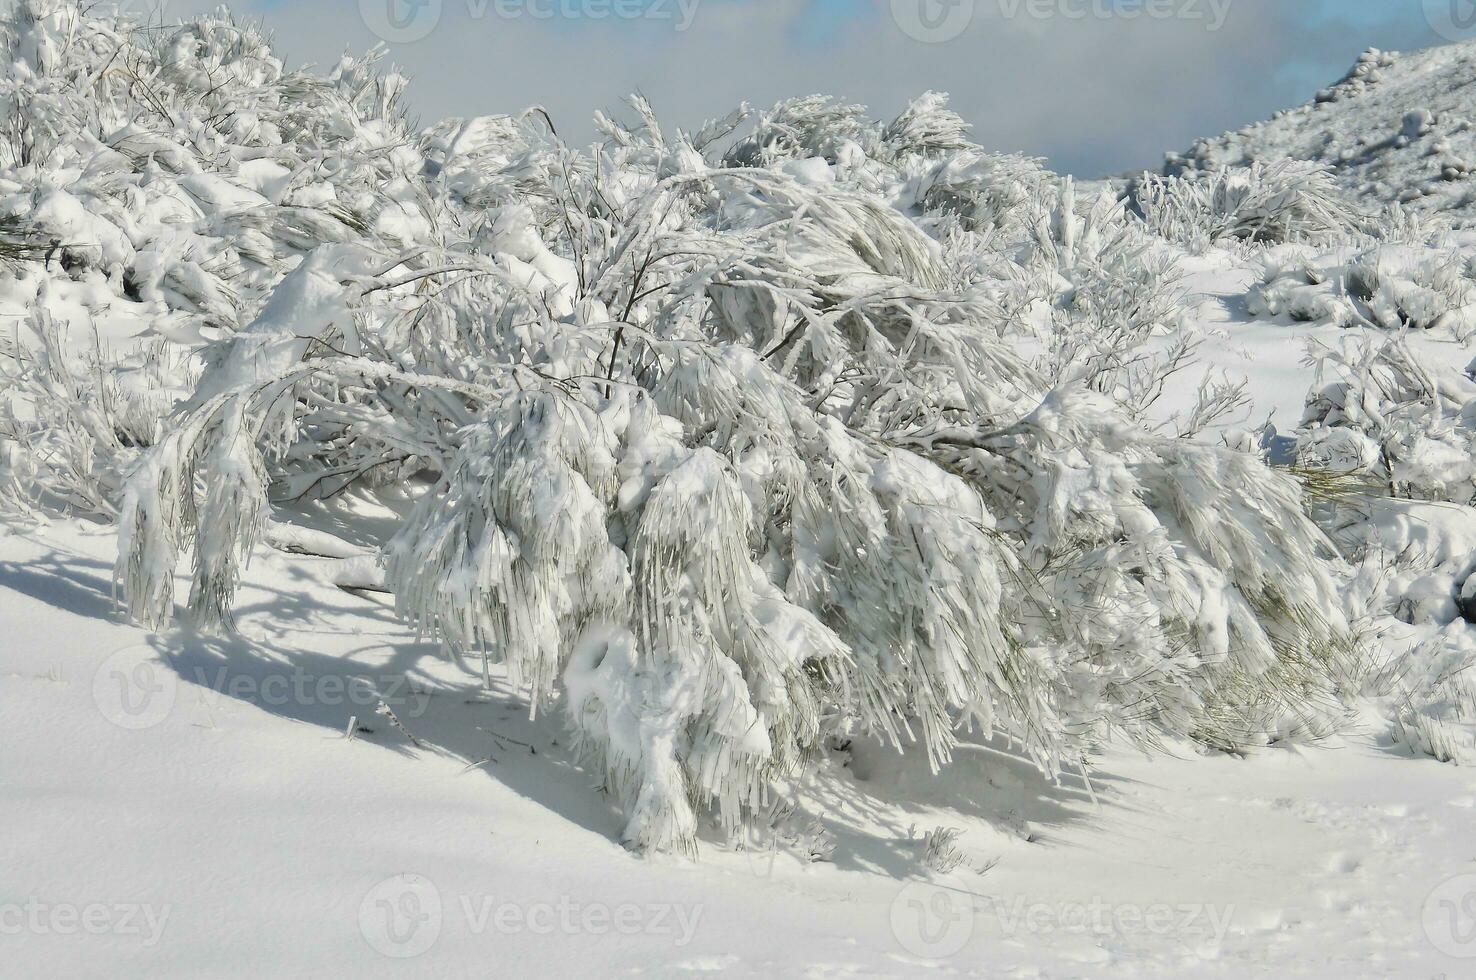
<box><xmin>1167</xmin><ymin>42</ymin><xmax>1476</xmax><ymax>224</ymax></box>
<box><xmin>2</xmin><ymin>3</ymin><xmax>1476</xmax><ymax>977</ymax></box>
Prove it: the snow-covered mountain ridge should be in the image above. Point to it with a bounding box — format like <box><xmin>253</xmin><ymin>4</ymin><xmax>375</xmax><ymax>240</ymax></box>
<box><xmin>1167</xmin><ymin>41</ymin><xmax>1476</xmax><ymax>223</ymax></box>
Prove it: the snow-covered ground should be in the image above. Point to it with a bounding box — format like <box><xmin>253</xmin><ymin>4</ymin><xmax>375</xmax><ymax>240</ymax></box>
<box><xmin>2</xmin><ymin>521</ymin><xmax>1474</xmax><ymax>978</ymax></box>
<box><xmin>1151</xmin><ymin>258</ymin><xmax>1473</xmax><ymax>435</ymax></box>
<box><xmin>5</xmin><ymin>6</ymin><xmax>1476</xmax><ymax>978</ymax></box>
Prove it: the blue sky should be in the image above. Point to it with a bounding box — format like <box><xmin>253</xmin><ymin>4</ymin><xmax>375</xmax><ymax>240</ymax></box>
<box><xmin>162</xmin><ymin>0</ymin><xmax>1446</xmax><ymax>175</ymax></box>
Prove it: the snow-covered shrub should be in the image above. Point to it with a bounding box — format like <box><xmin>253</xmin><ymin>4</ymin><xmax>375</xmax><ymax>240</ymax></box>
<box><xmin>877</xmin><ymin>93</ymin><xmax>970</xmax><ymax>159</ymax></box>
<box><xmin>1019</xmin><ymin>180</ymin><xmax>1221</xmax><ymax>425</ymax></box>
<box><xmin>1368</xmin><ymin>201</ymin><xmax>1452</xmax><ymax>247</ymax></box>
<box><xmin>1297</xmin><ymin>337</ymin><xmax>1476</xmax><ymax>504</ymax></box>
<box><xmin>0</xmin><ymin>2</ymin><xmax>1372</xmax><ymax>855</ymax></box>
<box><xmin>1249</xmin><ymin>245</ymin><xmax>1476</xmax><ymax>340</ymax></box>
<box><xmin>1386</xmin><ymin>623</ymin><xmax>1476</xmax><ymax>765</ymax></box>
<box><xmin>0</xmin><ymin>0</ymin><xmax>428</xmax><ymax>342</ymax></box>
<box><xmin>1331</xmin><ymin>498</ymin><xmax>1476</xmax><ymax>633</ymax></box>
<box><xmin>915</xmin><ymin>386</ymin><xmax>1359</xmax><ymax>750</ymax></box>
<box><xmin>1245</xmin><ymin>246</ymin><xmax>1361</xmax><ymax>325</ymax></box>
<box><xmin>915</xmin><ymin>149</ymin><xmax>1052</xmax><ymax>245</ymax></box>
<box><xmin>1135</xmin><ymin>162</ymin><xmax>1361</xmax><ymax>249</ymax></box>
<box><xmin>130</xmin><ymin>166</ymin><xmax>1358</xmax><ymax>849</ymax></box>
<box><xmin>723</xmin><ymin>91</ymin><xmax>976</xmax><ymax>170</ymax></box>
<box><xmin>722</xmin><ymin>95</ymin><xmax>869</xmax><ymax>167</ymax></box>
<box><xmin>1292</xmin><ymin>339</ymin><xmax>1476</xmax><ymax>757</ymax></box>
<box><xmin>712</xmin><ymin>90</ymin><xmax>1053</xmax><ymax>251</ymax></box>
<box><xmin>1346</xmin><ymin>248</ymin><xmax>1476</xmax><ymax>338</ymax></box>
<box><xmin>0</xmin><ymin>302</ymin><xmax>190</xmax><ymax>519</ymax></box>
